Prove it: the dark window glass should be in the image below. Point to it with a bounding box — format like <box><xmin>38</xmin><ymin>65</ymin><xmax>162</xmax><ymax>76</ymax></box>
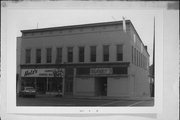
<box><xmin>132</xmin><ymin>46</ymin><xmax>133</xmax><ymax>64</ymax></box>
<box><xmin>137</xmin><ymin>51</ymin><xmax>139</xmax><ymax>66</ymax></box>
<box><xmin>46</xmin><ymin>48</ymin><xmax>52</xmax><ymax>63</ymax></box>
<box><xmin>36</xmin><ymin>49</ymin><xmax>41</xmax><ymax>63</ymax></box>
<box><xmin>136</xmin><ymin>49</ymin><xmax>138</xmax><ymax>65</ymax></box>
<box><xmin>67</xmin><ymin>47</ymin><xmax>73</xmax><ymax>62</ymax></box>
<box><xmin>134</xmin><ymin>48</ymin><xmax>136</xmax><ymax>65</ymax></box>
<box><xmin>56</xmin><ymin>48</ymin><xmax>62</xmax><ymax>64</ymax></box>
<box><xmin>25</xmin><ymin>49</ymin><xmax>31</xmax><ymax>64</ymax></box>
<box><xmin>79</xmin><ymin>47</ymin><xmax>84</xmax><ymax>62</ymax></box>
<box><xmin>103</xmin><ymin>45</ymin><xmax>109</xmax><ymax>61</ymax></box>
<box><xmin>113</xmin><ymin>67</ymin><xmax>128</xmax><ymax>74</ymax></box>
<box><xmin>76</xmin><ymin>68</ymin><xmax>90</xmax><ymax>75</ymax></box>
<box><xmin>90</xmin><ymin>46</ymin><xmax>96</xmax><ymax>62</ymax></box>
<box><xmin>66</xmin><ymin>68</ymin><xmax>74</xmax><ymax>76</ymax></box>
<box><xmin>117</xmin><ymin>45</ymin><xmax>123</xmax><ymax>61</ymax></box>
<box><xmin>65</xmin><ymin>80</ymin><xmax>73</xmax><ymax>93</ymax></box>
<box><xmin>140</xmin><ymin>53</ymin><xmax>142</xmax><ymax>67</ymax></box>
<box><xmin>139</xmin><ymin>52</ymin><xmax>141</xmax><ymax>67</ymax></box>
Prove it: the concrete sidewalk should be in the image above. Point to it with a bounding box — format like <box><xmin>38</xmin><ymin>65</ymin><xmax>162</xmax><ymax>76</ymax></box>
<box><xmin>36</xmin><ymin>94</ymin><xmax>154</xmax><ymax>101</ymax></box>
<box><xmin>63</xmin><ymin>95</ymin><xmax>154</xmax><ymax>101</ymax></box>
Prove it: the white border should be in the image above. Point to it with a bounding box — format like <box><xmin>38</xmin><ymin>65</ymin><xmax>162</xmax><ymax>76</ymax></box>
<box><xmin>3</xmin><ymin>1</ymin><xmax>164</xmax><ymax>114</ymax></box>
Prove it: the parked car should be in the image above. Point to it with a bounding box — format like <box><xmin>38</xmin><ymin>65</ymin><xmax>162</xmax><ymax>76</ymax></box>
<box><xmin>19</xmin><ymin>87</ymin><xmax>36</xmax><ymax>97</ymax></box>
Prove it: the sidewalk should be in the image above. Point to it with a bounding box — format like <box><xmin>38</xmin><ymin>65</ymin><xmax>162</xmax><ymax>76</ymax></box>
<box><xmin>63</xmin><ymin>95</ymin><xmax>154</xmax><ymax>101</ymax></box>
<box><xmin>36</xmin><ymin>94</ymin><xmax>154</xmax><ymax>101</ymax></box>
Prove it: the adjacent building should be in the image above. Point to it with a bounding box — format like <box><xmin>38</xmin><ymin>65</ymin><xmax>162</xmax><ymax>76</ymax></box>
<box><xmin>18</xmin><ymin>20</ymin><xmax>150</xmax><ymax>98</ymax></box>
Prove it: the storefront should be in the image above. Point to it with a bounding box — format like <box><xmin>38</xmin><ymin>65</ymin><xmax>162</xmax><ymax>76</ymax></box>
<box><xmin>20</xmin><ymin>68</ymin><xmax>64</xmax><ymax>95</ymax></box>
<box><xmin>74</xmin><ymin>65</ymin><xmax>130</xmax><ymax>97</ymax></box>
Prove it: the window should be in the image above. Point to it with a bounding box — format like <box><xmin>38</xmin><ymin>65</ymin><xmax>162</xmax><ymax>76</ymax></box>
<box><xmin>46</xmin><ymin>48</ymin><xmax>52</xmax><ymax>63</ymax></box>
<box><xmin>79</xmin><ymin>47</ymin><xmax>84</xmax><ymax>62</ymax></box>
<box><xmin>113</xmin><ymin>67</ymin><xmax>128</xmax><ymax>74</ymax></box>
<box><xmin>76</xmin><ymin>68</ymin><xmax>90</xmax><ymax>75</ymax></box>
<box><xmin>56</xmin><ymin>48</ymin><xmax>62</xmax><ymax>64</ymax></box>
<box><xmin>141</xmin><ymin>53</ymin><xmax>142</xmax><ymax>67</ymax></box>
<box><xmin>25</xmin><ymin>49</ymin><xmax>31</xmax><ymax>63</ymax></box>
<box><xmin>117</xmin><ymin>45</ymin><xmax>123</xmax><ymax>61</ymax></box>
<box><xmin>36</xmin><ymin>49</ymin><xmax>41</xmax><ymax>63</ymax></box>
<box><xmin>134</xmin><ymin>48</ymin><xmax>136</xmax><ymax>65</ymax></box>
<box><xmin>67</xmin><ymin>47</ymin><xmax>73</xmax><ymax>62</ymax></box>
<box><xmin>138</xmin><ymin>51</ymin><xmax>139</xmax><ymax>66</ymax></box>
<box><xmin>136</xmin><ymin>49</ymin><xmax>138</xmax><ymax>66</ymax></box>
<box><xmin>132</xmin><ymin>46</ymin><xmax>133</xmax><ymax>64</ymax></box>
<box><xmin>90</xmin><ymin>46</ymin><xmax>96</xmax><ymax>62</ymax></box>
<box><xmin>103</xmin><ymin>45</ymin><xmax>109</xmax><ymax>61</ymax></box>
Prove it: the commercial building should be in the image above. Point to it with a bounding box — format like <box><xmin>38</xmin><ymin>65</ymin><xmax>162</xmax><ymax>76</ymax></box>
<box><xmin>18</xmin><ymin>20</ymin><xmax>150</xmax><ymax>97</ymax></box>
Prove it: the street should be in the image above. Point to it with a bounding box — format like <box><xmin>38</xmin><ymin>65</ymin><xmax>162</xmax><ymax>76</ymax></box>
<box><xmin>17</xmin><ymin>96</ymin><xmax>154</xmax><ymax>106</ymax></box>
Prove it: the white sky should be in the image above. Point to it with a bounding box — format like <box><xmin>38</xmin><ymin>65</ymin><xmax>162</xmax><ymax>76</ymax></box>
<box><xmin>8</xmin><ymin>8</ymin><xmax>163</xmax><ymax>65</ymax></box>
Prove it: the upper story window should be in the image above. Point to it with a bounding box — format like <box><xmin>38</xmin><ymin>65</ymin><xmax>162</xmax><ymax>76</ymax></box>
<box><xmin>134</xmin><ymin>47</ymin><xmax>136</xmax><ymax>65</ymax></box>
<box><xmin>25</xmin><ymin>49</ymin><xmax>31</xmax><ymax>64</ymax></box>
<box><xmin>132</xmin><ymin>46</ymin><xmax>133</xmax><ymax>64</ymax></box>
<box><xmin>103</xmin><ymin>45</ymin><xmax>109</xmax><ymax>62</ymax></box>
<box><xmin>79</xmin><ymin>47</ymin><xmax>84</xmax><ymax>62</ymax></box>
<box><xmin>90</xmin><ymin>46</ymin><xmax>96</xmax><ymax>62</ymax></box>
<box><xmin>36</xmin><ymin>49</ymin><xmax>41</xmax><ymax>63</ymax></box>
<box><xmin>46</xmin><ymin>48</ymin><xmax>52</xmax><ymax>63</ymax></box>
<box><xmin>116</xmin><ymin>45</ymin><xmax>123</xmax><ymax>61</ymax></box>
<box><xmin>67</xmin><ymin>47</ymin><xmax>73</xmax><ymax>63</ymax></box>
<box><xmin>56</xmin><ymin>47</ymin><xmax>62</xmax><ymax>64</ymax></box>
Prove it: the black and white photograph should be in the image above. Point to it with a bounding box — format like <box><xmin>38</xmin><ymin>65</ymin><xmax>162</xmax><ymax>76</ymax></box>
<box><xmin>16</xmin><ymin>11</ymin><xmax>155</xmax><ymax>107</ymax></box>
<box><xmin>0</xmin><ymin>1</ymin><xmax>179</xmax><ymax>120</ymax></box>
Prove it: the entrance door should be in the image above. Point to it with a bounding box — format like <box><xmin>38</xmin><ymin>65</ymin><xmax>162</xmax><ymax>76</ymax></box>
<box><xmin>95</xmin><ymin>77</ymin><xmax>107</xmax><ymax>96</ymax></box>
<box><xmin>36</xmin><ymin>78</ymin><xmax>47</xmax><ymax>94</ymax></box>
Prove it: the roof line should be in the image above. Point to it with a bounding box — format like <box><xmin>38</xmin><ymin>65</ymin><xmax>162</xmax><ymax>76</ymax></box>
<box><xmin>21</xmin><ymin>20</ymin><xmax>131</xmax><ymax>33</ymax></box>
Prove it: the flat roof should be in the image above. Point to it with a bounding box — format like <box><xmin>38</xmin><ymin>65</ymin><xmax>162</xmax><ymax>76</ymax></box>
<box><xmin>21</xmin><ymin>20</ymin><xmax>131</xmax><ymax>33</ymax></box>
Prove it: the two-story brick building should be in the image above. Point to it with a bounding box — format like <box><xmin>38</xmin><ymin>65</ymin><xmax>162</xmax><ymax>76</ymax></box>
<box><xmin>18</xmin><ymin>20</ymin><xmax>150</xmax><ymax>98</ymax></box>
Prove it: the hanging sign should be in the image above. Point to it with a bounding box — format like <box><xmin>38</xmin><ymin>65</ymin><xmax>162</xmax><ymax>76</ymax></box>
<box><xmin>21</xmin><ymin>68</ymin><xmax>64</xmax><ymax>77</ymax></box>
<box><xmin>90</xmin><ymin>68</ymin><xmax>112</xmax><ymax>75</ymax></box>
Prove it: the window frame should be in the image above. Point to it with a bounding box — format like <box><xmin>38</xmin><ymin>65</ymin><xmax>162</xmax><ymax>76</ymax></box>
<box><xmin>56</xmin><ymin>47</ymin><xmax>63</xmax><ymax>64</ymax></box>
<box><xmin>116</xmin><ymin>44</ymin><xmax>123</xmax><ymax>61</ymax></box>
<box><xmin>67</xmin><ymin>47</ymin><xmax>73</xmax><ymax>63</ymax></box>
<box><xmin>103</xmin><ymin>45</ymin><xmax>109</xmax><ymax>62</ymax></box>
<box><xmin>78</xmin><ymin>46</ymin><xmax>85</xmax><ymax>62</ymax></box>
<box><xmin>25</xmin><ymin>49</ymin><xmax>31</xmax><ymax>64</ymax></box>
<box><xmin>90</xmin><ymin>46</ymin><xmax>96</xmax><ymax>62</ymax></box>
<box><xmin>46</xmin><ymin>48</ymin><xmax>52</xmax><ymax>63</ymax></box>
<box><xmin>36</xmin><ymin>48</ymin><xmax>41</xmax><ymax>64</ymax></box>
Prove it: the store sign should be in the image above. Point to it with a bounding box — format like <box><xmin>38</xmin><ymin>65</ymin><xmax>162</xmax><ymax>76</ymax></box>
<box><xmin>21</xmin><ymin>68</ymin><xmax>64</xmax><ymax>77</ymax></box>
<box><xmin>90</xmin><ymin>68</ymin><xmax>112</xmax><ymax>75</ymax></box>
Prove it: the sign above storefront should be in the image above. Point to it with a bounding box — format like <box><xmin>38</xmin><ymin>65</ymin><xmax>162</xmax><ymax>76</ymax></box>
<box><xmin>90</xmin><ymin>68</ymin><xmax>112</xmax><ymax>75</ymax></box>
<box><xmin>21</xmin><ymin>68</ymin><xmax>64</xmax><ymax>77</ymax></box>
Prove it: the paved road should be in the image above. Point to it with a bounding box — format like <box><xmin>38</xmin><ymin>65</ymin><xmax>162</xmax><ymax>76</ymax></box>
<box><xmin>17</xmin><ymin>96</ymin><xmax>154</xmax><ymax>106</ymax></box>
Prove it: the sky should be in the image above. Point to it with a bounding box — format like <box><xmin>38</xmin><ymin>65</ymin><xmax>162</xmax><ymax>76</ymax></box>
<box><xmin>8</xmin><ymin>8</ymin><xmax>163</xmax><ymax>65</ymax></box>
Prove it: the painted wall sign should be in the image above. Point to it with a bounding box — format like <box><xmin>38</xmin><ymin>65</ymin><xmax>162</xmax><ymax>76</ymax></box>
<box><xmin>21</xmin><ymin>68</ymin><xmax>64</xmax><ymax>77</ymax></box>
<box><xmin>90</xmin><ymin>68</ymin><xmax>112</xmax><ymax>75</ymax></box>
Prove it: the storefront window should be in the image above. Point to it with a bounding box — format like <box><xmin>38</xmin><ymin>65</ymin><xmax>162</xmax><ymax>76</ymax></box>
<box><xmin>76</xmin><ymin>67</ymin><xmax>90</xmax><ymax>75</ymax></box>
<box><xmin>113</xmin><ymin>67</ymin><xmax>127</xmax><ymax>74</ymax></box>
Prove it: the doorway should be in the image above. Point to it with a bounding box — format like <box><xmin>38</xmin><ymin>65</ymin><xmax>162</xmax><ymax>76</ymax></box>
<box><xmin>36</xmin><ymin>78</ymin><xmax>47</xmax><ymax>94</ymax></box>
<box><xmin>95</xmin><ymin>77</ymin><xmax>107</xmax><ymax>96</ymax></box>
